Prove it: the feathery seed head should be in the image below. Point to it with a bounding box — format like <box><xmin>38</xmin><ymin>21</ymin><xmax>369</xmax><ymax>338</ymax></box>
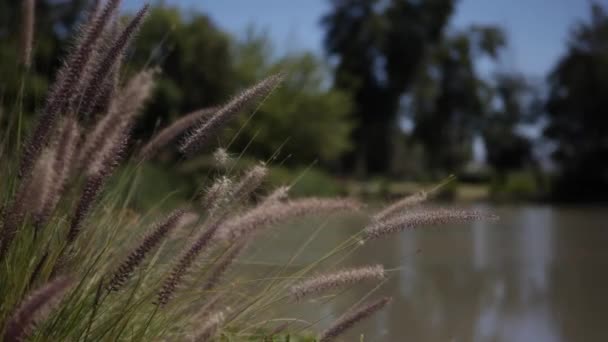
<box><xmin>25</xmin><ymin>150</ymin><xmax>55</xmax><ymax>221</ymax></box>
<box><xmin>218</xmin><ymin>198</ymin><xmax>361</xmax><ymax>242</ymax></box>
<box><xmin>77</xmin><ymin>3</ymin><xmax>149</xmax><ymax>119</ymax></box>
<box><xmin>213</xmin><ymin>148</ymin><xmax>232</xmax><ymax>169</ymax></box>
<box><xmin>35</xmin><ymin>118</ymin><xmax>80</xmax><ymax>228</ymax></box>
<box><xmin>230</xmin><ymin>163</ymin><xmax>268</xmax><ymax>203</ymax></box>
<box><xmin>373</xmin><ymin>191</ymin><xmax>428</xmax><ymax>222</ymax></box>
<box><xmin>158</xmin><ymin>219</ymin><xmax>225</xmax><ymax>306</ymax></box>
<box><xmin>319</xmin><ymin>297</ymin><xmax>392</xmax><ymax>342</ymax></box>
<box><xmin>138</xmin><ymin>106</ymin><xmax>218</xmax><ymax>161</ymax></box>
<box><xmin>365</xmin><ymin>208</ymin><xmax>499</xmax><ymax>240</ymax></box>
<box><xmin>262</xmin><ymin>186</ymin><xmax>290</xmax><ymax>205</ymax></box>
<box><xmin>107</xmin><ymin>209</ymin><xmax>186</xmax><ymax>291</ymax></box>
<box><xmin>81</xmin><ymin>68</ymin><xmax>156</xmax><ymax>172</ymax></box>
<box><xmin>202</xmin><ymin>176</ymin><xmax>232</xmax><ymax>216</ymax></box>
<box><xmin>17</xmin><ymin>0</ymin><xmax>122</xmax><ymax>179</ymax></box>
<box><xmin>290</xmin><ymin>265</ymin><xmax>385</xmax><ymax>301</ymax></box>
<box><xmin>180</xmin><ymin>73</ymin><xmax>284</xmax><ymax>156</ymax></box>
<box><xmin>3</xmin><ymin>277</ymin><xmax>73</xmax><ymax>342</ymax></box>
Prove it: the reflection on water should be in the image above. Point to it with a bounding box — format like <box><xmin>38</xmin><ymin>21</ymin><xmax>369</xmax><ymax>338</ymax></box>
<box><xmin>248</xmin><ymin>205</ymin><xmax>608</xmax><ymax>341</ymax></box>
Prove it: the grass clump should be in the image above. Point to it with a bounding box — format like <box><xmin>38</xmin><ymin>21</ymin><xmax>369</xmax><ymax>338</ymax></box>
<box><xmin>0</xmin><ymin>1</ymin><xmax>497</xmax><ymax>341</ymax></box>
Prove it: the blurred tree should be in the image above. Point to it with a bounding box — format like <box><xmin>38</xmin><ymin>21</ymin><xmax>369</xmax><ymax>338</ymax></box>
<box><xmin>406</xmin><ymin>26</ymin><xmax>506</xmax><ymax>174</ymax></box>
<box><xmin>482</xmin><ymin>73</ymin><xmax>535</xmax><ymax>176</ymax></box>
<box><xmin>322</xmin><ymin>0</ymin><xmax>455</xmax><ymax>176</ymax></box>
<box><xmin>230</xmin><ymin>30</ymin><xmax>354</xmax><ymax>166</ymax></box>
<box><xmin>0</xmin><ymin>0</ymin><xmax>88</xmax><ymax>118</ymax></box>
<box><xmin>543</xmin><ymin>3</ymin><xmax>608</xmax><ymax>200</ymax></box>
<box><xmin>128</xmin><ymin>6</ymin><xmax>235</xmax><ymax>141</ymax></box>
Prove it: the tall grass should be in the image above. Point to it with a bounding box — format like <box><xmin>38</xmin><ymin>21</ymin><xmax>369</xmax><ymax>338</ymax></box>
<box><xmin>0</xmin><ymin>1</ymin><xmax>497</xmax><ymax>341</ymax></box>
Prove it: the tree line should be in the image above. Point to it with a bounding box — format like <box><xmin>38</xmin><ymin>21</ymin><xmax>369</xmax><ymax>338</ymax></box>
<box><xmin>0</xmin><ymin>0</ymin><xmax>606</xmax><ymax>201</ymax></box>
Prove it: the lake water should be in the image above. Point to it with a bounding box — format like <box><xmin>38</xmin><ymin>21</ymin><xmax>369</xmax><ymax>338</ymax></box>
<box><xmin>245</xmin><ymin>205</ymin><xmax>608</xmax><ymax>341</ymax></box>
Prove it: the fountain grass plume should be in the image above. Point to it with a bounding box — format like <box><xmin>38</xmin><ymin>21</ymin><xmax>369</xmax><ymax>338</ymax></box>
<box><xmin>318</xmin><ymin>297</ymin><xmax>392</xmax><ymax>342</ymax></box>
<box><xmin>373</xmin><ymin>191</ymin><xmax>427</xmax><ymax>222</ymax></box>
<box><xmin>79</xmin><ymin>68</ymin><xmax>156</xmax><ymax>171</ymax></box>
<box><xmin>230</xmin><ymin>163</ymin><xmax>268</xmax><ymax>202</ymax></box>
<box><xmin>158</xmin><ymin>219</ymin><xmax>225</xmax><ymax>306</ymax></box>
<box><xmin>23</xmin><ymin>151</ymin><xmax>54</xmax><ymax>222</ymax></box>
<box><xmin>67</xmin><ymin>132</ymin><xmax>129</xmax><ymax>244</ymax></box>
<box><xmin>213</xmin><ymin>147</ymin><xmax>232</xmax><ymax>170</ymax></box>
<box><xmin>201</xmin><ymin>176</ymin><xmax>232</xmax><ymax>218</ymax></box>
<box><xmin>73</xmin><ymin>17</ymin><xmax>122</xmax><ymax>119</ymax></box>
<box><xmin>0</xmin><ymin>150</ymin><xmax>54</xmax><ymax>258</ymax></box>
<box><xmin>107</xmin><ymin>209</ymin><xmax>186</xmax><ymax>292</ymax></box>
<box><xmin>290</xmin><ymin>265</ymin><xmax>385</xmax><ymax>301</ymax></box>
<box><xmin>18</xmin><ymin>0</ymin><xmax>121</xmax><ymax>178</ymax></box>
<box><xmin>261</xmin><ymin>185</ymin><xmax>290</xmax><ymax>205</ymax></box>
<box><xmin>138</xmin><ymin>107</ymin><xmax>219</xmax><ymax>161</ymax></box>
<box><xmin>179</xmin><ymin>73</ymin><xmax>284</xmax><ymax>156</ymax></box>
<box><xmin>35</xmin><ymin>117</ymin><xmax>80</xmax><ymax>229</ymax></box>
<box><xmin>76</xmin><ymin>4</ymin><xmax>149</xmax><ymax>120</ymax></box>
<box><xmin>218</xmin><ymin>198</ymin><xmax>361</xmax><ymax>242</ymax></box>
<box><xmin>373</xmin><ymin>175</ymin><xmax>456</xmax><ymax>222</ymax></box>
<box><xmin>365</xmin><ymin>208</ymin><xmax>499</xmax><ymax>240</ymax></box>
<box><xmin>3</xmin><ymin>277</ymin><xmax>72</xmax><ymax>342</ymax></box>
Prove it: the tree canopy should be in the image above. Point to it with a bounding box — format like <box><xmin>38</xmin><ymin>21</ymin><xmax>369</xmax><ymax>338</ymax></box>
<box><xmin>543</xmin><ymin>3</ymin><xmax>608</xmax><ymax>200</ymax></box>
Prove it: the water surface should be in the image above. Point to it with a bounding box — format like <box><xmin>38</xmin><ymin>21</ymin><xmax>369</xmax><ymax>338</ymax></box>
<box><xmin>245</xmin><ymin>205</ymin><xmax>608</xmax><ymax>341</ymax></box>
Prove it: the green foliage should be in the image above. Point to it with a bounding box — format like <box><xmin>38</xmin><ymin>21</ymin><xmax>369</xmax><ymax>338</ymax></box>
<box><xmin>123</xmin><ymin>8</ymin><xmax>354</xmax><ymax>168</ymax></box>
<box><xmin>129</xmin><ymin>6</ymin><xmax>235</xmax><ymax>140</ymax></box>
<box><xmin>489</xmin><ymin>170</ymin><xmax>542</xmax><ymax>201</ymax></box>
<box><xmin>230</xmin><ymin>30</ymin><xmax>354</xmax><ymax>165</ymax></box>
<box><xmin>268</xmin><ymin>166</ymin><xmax>345</xmax><ymax>197</ymax></box>
<box><xmin>322</xmin><ymin>0</ymin><xmax>455</xmax><ymax>174</ymax></box>
<box><xmin>482</xmin><ymin>73</ymin><xmax>536</xmax><ymax>174</ymax></box>
<box><xmin>408</xmin><ymin>26</ymin><xmax>506</xmax><ymax>173</ymax></box>
<box><xmin>0</xmin><ymin>0</ymin><xmax>87</xmax><ymax>130</ymax></box>
<box><xmin>544</xmin><ymin>3</ymin><xmax>608</xmax><ymax>200</ymax></box>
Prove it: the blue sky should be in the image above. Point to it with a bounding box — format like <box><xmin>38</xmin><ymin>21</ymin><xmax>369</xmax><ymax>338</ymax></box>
<box><xmin>124</xmin><ymin>0</ymin><xmax>592</xmax><ymax>78</ymax></box>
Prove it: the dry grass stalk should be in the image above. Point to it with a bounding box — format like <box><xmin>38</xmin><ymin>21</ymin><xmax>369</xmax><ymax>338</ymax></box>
<box><xmin>3</xmin><ymin>277</ymin><xmax>72</xmax><ymax>342</ymax></box>
<box><xmin>365</xmin><ymin>208</ymin><xmax>499</xmax><ymax>240</ymax></box>
<box><xmin>19</xmin><ymin>0</ymin><xmax>35</xmax><ymax>68</ymax></box>
<box><xmin>107</xmin><ymin>209</ymin><xmax>186</xmax><ymax>291</ymax></box>
<box><xmin>290</xmin><ymin>265</ymin><xmax>385</xmax><ymax>301</ymax></box>
<box><xmin>318</xmin><ymin>297</ymin><xmax>392</xmax><ymax>342</ymax></box>
<box><xmin>138</xmin><ymin>107</ymin><xmax>218</xmax><ymax>161</ymax></box>
<box><xmin>179</xmin><ymin>73</ymin><xmax>284</xmax><ymax>156</ymax></box>
<box><xmin>218</xmin><ymin>198</ymin><xmax>361</xmax><ymax>242</ymax></box>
